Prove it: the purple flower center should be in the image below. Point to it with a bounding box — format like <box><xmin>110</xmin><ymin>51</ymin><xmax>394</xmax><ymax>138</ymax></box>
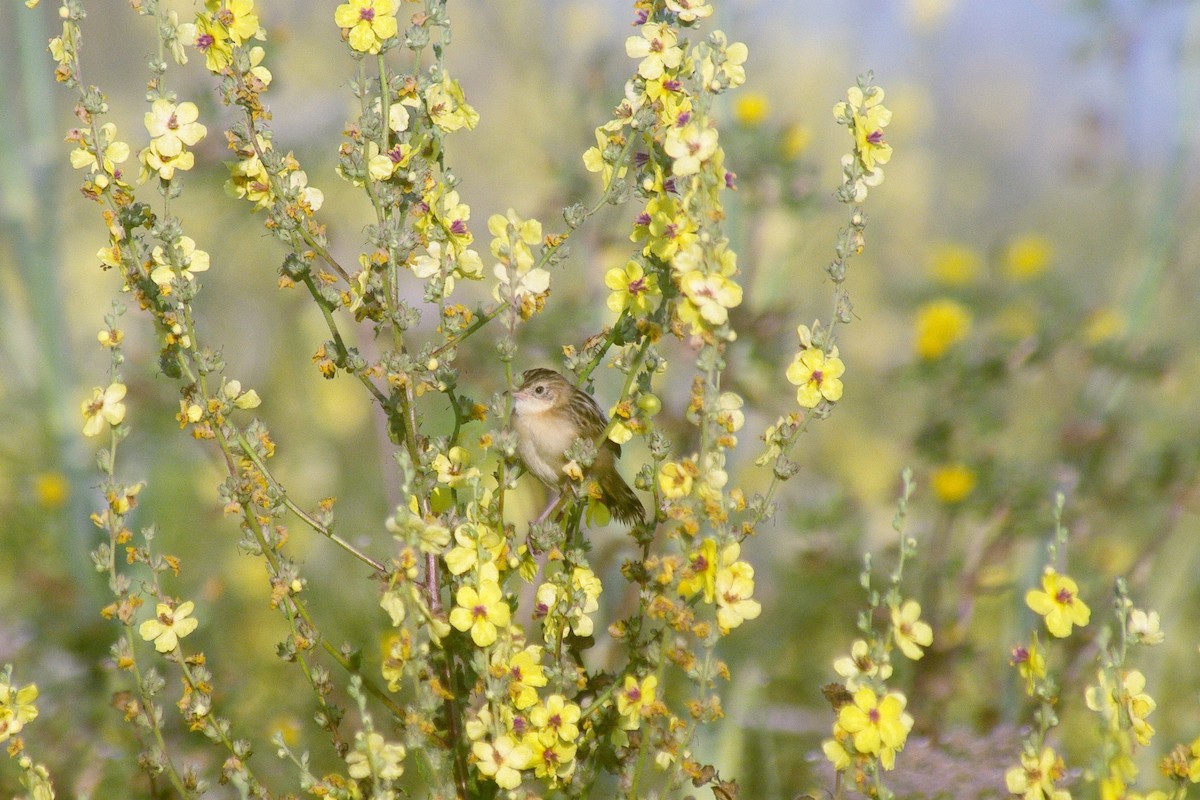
<box><xmin>1055</xmin><ymin>588</ymin><xmax>1073</xmax><ymax>605</ymax></box>
<box><xmin>472</xmin><ymin>604</ymin><xmax>488</xmax><ymax>620</ymax></box>
<box><xmin>197</xmin><ymin>33</ymin><xmax>215</xmax><ymax>51</ymax></box>
<box><xmin>867</xmin><ymin>129</ymin><xmax>885</xmax><ymax>145</ymax></box>
<box><xmin>450</xmin><ymin>219</ymin><xmax>468</xmax><ymax>236</ymax></box>
<box><xmin>627</xmin><ymin>687</ymin><xmax>641</xmax><ymax>702</ymax></box>
<box><xmin>811</xmin><ymin>370</ymin><xmax>824</xmax><ymax>385</ymax></box>
<box><xmin>724</xmin><ymin>171</ymin><xmax>736</xmax><ymax>189</ymax></box>
<box><xmin>676</xmin><ymin>111</ymin><xmax>691</xmax><ymax>126</ymax></box>
<box><xmin>359</xmin><ymin>7</ymin><xmax>375</xmax><ymax>22</ymax></box>
<box><xmin>663</xmin><ymin>79</ymin><xmax>682</xmax><ymax>92</ymax></box>
<box><xmin>635</xmin><ymin>212</ymin><xmax>651</xmax><ymax>227</ymax></box>
<box><xmin>628</xmin><ymin>277</ymin><xmax>646</xmax><ymax>295</ymax></box>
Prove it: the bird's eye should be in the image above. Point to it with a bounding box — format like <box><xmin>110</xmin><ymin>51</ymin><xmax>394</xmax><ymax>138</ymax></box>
<box><xmin>534</xmin><ymin>385</ymin><xmax>545</xmax><ymax>395</ymax></box>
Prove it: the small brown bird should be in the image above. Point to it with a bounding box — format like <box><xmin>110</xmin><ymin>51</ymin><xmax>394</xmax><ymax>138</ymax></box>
<box><xmin>512</xmin><ymin>368</ymin><xmax>646</xmax><ymax>526</ymax></box>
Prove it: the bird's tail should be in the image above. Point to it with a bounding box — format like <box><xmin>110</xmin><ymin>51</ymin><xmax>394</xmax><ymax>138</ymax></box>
<box><xmin>599</xmin><ymin>469</ymin><xmax>647</xmax><ymax>526</ymax></box>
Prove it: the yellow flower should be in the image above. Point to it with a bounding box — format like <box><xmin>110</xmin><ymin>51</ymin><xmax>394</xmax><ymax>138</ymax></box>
<box><xmin>605</xmin><ymin>260</ymin><xmax>662</xmax><ymax>316</ymax></box>
<box><xmin>1009</xmin><ymin>636</ymin><xmax>1046</xmax><ymax>696</ymax></box>
<box><xmin>82</xmin><ymin>382</ymin><xmax>127</xmax><ymax>437</ymax></box>
<box><xmin>1086</xmin><ymin>668</ymin><xmax>1156</xmax><ymax>747</ymax></box>
<box><xmin>625</xmin><ymin>23</ymin><xmax>682</xmax><ymax>80</ymax></box>
<box><xmin>1128</xmin><ymin>608</ymin><xmax>1164</xmax><ymax>646</ymax></box>
<box><xmin>568</xmin><ymin>567</ymin><xmax>602</xmax><ymax>637</ymax></box>
<box><xmin>890</xmin><ymin>600</ymin><xmax>933</xmax><ymax>660</ymax></box>
<box><xmin>833</xmin><ymin>639</ymin><xmax>892</xmax><ymax>691</ymax></box>
<box><xmin>139</xmin><ymin>139</ymin><xmax>195</xmax><ymax>182</ymax></box>
<box><xmin>144</xmin><ymin>99</ymin><xmax>207</xmax><ymax>158</ymax></box>
<box><xmin>221</xmin><ymin>0</ymin><xmax>261</xmax><ymax>45</ymax></box>
<box><xmin>677</xmin><ymin>538</ymin><xmax>718</xmax><ymax>601</ymax></box>
<box><xmin>502</xmin><ymin>646</ymin><xmax>548</xmax><ymax>710</ymax></box>
<box><xmin>665</xmin><ymin>0</ymin><xmax>713</xmax><ymax>22</ymax></box>
<box><xmin>0</xmin><ymin>678</ymin><xmax>39</xmax><ymax>742</ymax></box>
<box><xmin>69</xmin><ymin>122</ymin><xmax>129</xmax><ymax>179</ymax></box>
<box><xmin>836</xmin><ymin>687</ymin><xmax>913</xmax><ymax>770</ymax></box>
<box><xmin>449</xmin><ymin>580</ymin><xmax>510</xmax><ymax>647</ymax></box>
<box><xmin>529</xmin><ymin>694</ymin><xmax>581</xmax><ymax>743</ymax></box>
<box><xmin>346</xmin><ymin>731</ymin><xmax>406</xmax><ymax>781</ymax></box>
<box><xmin>658</xmin><ymin>459</ymin><xmax>696</xmax><ymax>499</ymax></box>
<box><xmin>150</xmin><ymin>236</ymin><xmax>211</xmax><ymax>288</ymax></box>
<box><xmin>734</xmin><ymin>92</ymin><xmax>769</xmax><ymax>126</ymax></box>
<box><xmin>1003</xmin><ymin>234</ymin><xmax>1052</xmax><ymax>281</ymax></box>
<box><xmin>929</xmin><ymin>242</ymin><xmax>981</xmax><ymax>285</ymax></box>
<box><xmin>786</xmin><ymin>348</ymin><xmax>845</xmax><ymax>408</ymax></box>
<box><xmin>432</xmin><ymin>446</ymin><xmax>480</xmax><ymax>488</ymax></box>
<box><xmin>914</xmin><ymin>299</ymin><xmax>971</xmax><ymax>359</ymax></box>
<box><xmin>334</xmin><ymin>0</ymin><xmax>398</xmax><ymax>54</ymax></box>
<box><xmin>715</xmin><ymin>562</ymin><xmax>761</xmax><ymax>633</ymax></box>
<box><xmin>834</xmin><ymin>85</ymin><xmax>893</xmax><ymax>172</ymax></box>
<box><xmin>664</xmin><ymin>123</ymin><xmax>719</xmax><ymax>176</ymax></box>
<box><xmin>677</xmin><ymin>270</ymin><xmax>743</xmax><ymax>330</ymax></box>
<box><xmin>617</xmin><ymin>674</ymin><xmax>657</xmax><ymax>730</ymax></box>
<box><xmin>425</xmin><ymin>73</ymin><xmax>480</xmax><ymax>132</ymax></box>
<box><xmin>139</xmin><ymin>600</ymin><xmax>199</xmax><ymax>653</ymax></box>
<box><xmin>444</xmin><ymin>522</ymin><xmax>505</xmax><ymax>576</ymax></box>
<box><xmin>190</xmin><ymin>13</ymin><xmax>234</xmax><ymax>72</ymax></box>
<box><xmin>527</xmin><ymin>735</ymin><xmax>577</xmax><ymax>784</ymax></box>
<box><xmin>1005</xmin><ymin>747</ymin><xmax>1070</xmax><ymax>800</ymax></box>
<box><xmin>930</xmin><ymin>463</ymin><xmax>976</xmax><ymax>504</ymax></box>
<box><xmin>1026</xmin><ymin>569</ymin><xmax>1090</xmax><ymax>638</ymax></box>
<box><xmin>472</xmin><ymin>735</ymin><xmax>532</xmax><ymax>790</ymax></box>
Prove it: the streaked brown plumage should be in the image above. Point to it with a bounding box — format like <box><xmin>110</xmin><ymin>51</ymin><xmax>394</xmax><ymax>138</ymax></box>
<box><xmin>512</xmin><ymin>368</ymin><xmax>646</xmax><ymax>525</ymax></box>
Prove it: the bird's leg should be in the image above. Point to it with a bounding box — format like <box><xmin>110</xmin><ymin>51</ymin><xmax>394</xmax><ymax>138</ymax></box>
<box><xmin>534</xmin><ymin>491</ymin><xmax>563</xmax><ymax>526</ymax></box>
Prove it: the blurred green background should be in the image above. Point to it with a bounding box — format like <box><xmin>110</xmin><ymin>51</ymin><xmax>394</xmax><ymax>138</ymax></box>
<box><xmin>2</xmin><ymin>0</ymin><xmax>1200</xmax><ymax>797</ymax></box>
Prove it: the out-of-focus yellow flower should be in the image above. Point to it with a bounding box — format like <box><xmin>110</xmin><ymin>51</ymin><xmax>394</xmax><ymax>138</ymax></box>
<box><xmin>82</xmin><ymin>382</ymin><xmax>127</xmax><ymax>437</ymax></box>
<box><xmin>929</xmin><ymin>242</ymin><xmax>981</xmax><ymax>285</ymax></box>
<box><xmin>676</xmin><ymin>271</ymin><xmax>742</xmax><ymax>331</ymax></box>
<box><xmin>930</xmin><ymin>462</ymin><xmax>976</xmax><ymax>504</ymax></box>
<box><xmin>1084</xmin><ymin>307</ymin><xmax>1127</xmax><ymax>345</ymax></box>
<box><xmin>1026</xmin><ymin>569</ymin><xmax>1090</xmax><ymax>638</ymax></box>
<box><xmin>1086</xmin><ymin>668</ymin><xmax>1156</xmax><ymax>746</ymax></box>
<box><xmin>334</xmin><ymin>0</ymin><xmax>398</xmax><ymax>54</ymax></box>
<box><xmin>782</xmin><ymin>123</ymin><xmax>811</xmax><ymax>160</ymax></box>
<box><xmin>1005</xmin><ymin>747</ymin><xmax>1070</xmax><ymax>800</ymax></box>
<box><xmin>891</xmin><ymin>599</ymin><xmax>933</xmax><ymax>660</ymax></box>
<box><xmin>1003</xmin><ymin>234</ymin><xmax>1052</xmax><ymax>281</ymax></box>
<box><xmin>914</xmin><ymin>299</ymin><xmax>971</xmax><ymax>359</ymax></box>
<box><xmin>734</xmin><ymin>92</ymin><xmax>769</xmax><ymax>126</ymax></box>
<box><xmin>33</xmin><ymin>472</ymin><xmax>69</xmax><ymax>509</ymax></box>
<box><xmin>139</xmin><ymin>600</ymin><xmax>199</xmax><ymax>653</ymax></box>
<box><xmin>786</xmin><ymin>348</ymin><xmax>845</xmax><ymax>408</ymax></box>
